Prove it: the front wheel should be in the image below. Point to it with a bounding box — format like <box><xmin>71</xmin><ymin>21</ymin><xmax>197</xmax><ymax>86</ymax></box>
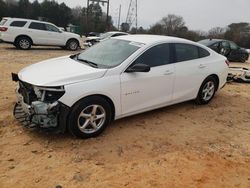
<box><xmin>195</xmin><ymin>76</ymin><xmax>217</xmax><ymax>105</ymax></box>
<box><xmin>66</xmin><ymin>39</ymin><xmax>79</xmax><ymax>51</ymax></box>
<box><xmin>68</xmin><ymin>96</ymin><xmax>112</xmax><ymax>138</ymax></box>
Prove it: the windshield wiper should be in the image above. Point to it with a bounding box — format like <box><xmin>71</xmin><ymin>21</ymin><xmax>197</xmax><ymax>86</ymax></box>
<box><xmin>75</xmin><ymin>56</ymin><xmax>99</xmax><ymax>68</ymax></box>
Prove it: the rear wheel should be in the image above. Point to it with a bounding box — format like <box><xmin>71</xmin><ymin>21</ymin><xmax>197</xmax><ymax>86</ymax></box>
<box><xmin>16</xmin><ymin>37</ymin><xmax>32</xmax><ymax>50</ymax></box>
<box><xmin>195</xmin><ymin>76</ymin><xmax>217</xmax><ymax>105</ymax></box>
<box><xmin>66</xmin><ymin>39</ymin><xmax>79</xmax><ymax>51</ymax></box>
<box><xmin>68</xmin><ymin>96</ymin><xmax>112</xmax><ymax>138</ymax></box>
<box><xmin>240</xmin><ymin>54</ymin><xmax>248</xmax><ymax>63</ymax></box>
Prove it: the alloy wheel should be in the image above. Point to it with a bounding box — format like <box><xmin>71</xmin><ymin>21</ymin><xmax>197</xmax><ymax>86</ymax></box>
<box><xmin>202</xmin><ymin>81</ymin><xmax>215</xmax><ymax>101</ymax></box>
<box><xmin>77</xmin><ymin>104</ymin><xmax>106</xmax><ymax>134</ymax></box>
<box><xmin>19</xmin><ymin>39</ymin><xmax>30</xmax><ymax>49</ymax></box>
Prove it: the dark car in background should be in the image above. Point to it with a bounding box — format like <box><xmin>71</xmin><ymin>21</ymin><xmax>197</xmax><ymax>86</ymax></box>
<box><xmin>198</xmin><ymin>39</ymin><xmax>249</xmax><ymax>63</ymax></box>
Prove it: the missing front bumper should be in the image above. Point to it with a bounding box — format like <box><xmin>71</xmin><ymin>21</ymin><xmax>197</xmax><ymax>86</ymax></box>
<box><xmin>13</xmin><ymin>101</ymin><xmax>70</xmax><ymax>133</ymax></box>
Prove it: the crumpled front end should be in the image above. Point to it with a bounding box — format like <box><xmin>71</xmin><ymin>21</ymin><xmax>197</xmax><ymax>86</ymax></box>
<box><xmin>12</xmin><ymin>73</ymin><xmax>70</xmax><ymax>132</ymax></box>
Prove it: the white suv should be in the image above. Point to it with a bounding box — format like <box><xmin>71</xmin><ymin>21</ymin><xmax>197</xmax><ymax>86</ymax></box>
<box><xmin>0</xmin><ymin>17</ymin><xmax>81</xmax><ymax>50</ymax></box>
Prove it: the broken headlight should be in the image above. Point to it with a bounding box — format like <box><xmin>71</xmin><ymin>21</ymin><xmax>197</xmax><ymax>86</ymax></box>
<box><xmin>33</xmin><ymin>86</ymin><xmax>65</xmax><ymax>103</ymax></box>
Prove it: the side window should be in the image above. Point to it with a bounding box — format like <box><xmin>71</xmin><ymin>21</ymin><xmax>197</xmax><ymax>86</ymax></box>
<box><xmin>0</xmin><ymin>19</ymin><xmax>8</xmax><ymax>25</ymax></box>
<box><xmin>199</xmin><ymin>47</ymin><xmax>210</xmax><ymax>58</ymax></box>
<box><xmin>210</xmin><ymin>42</ymin><xmax>220</xmax><ymax>52</ymax></box>
<box><xmin>45</xmin><ymin>24</ymin><xmax>60</xmax><ymax>32</ymax></box>
<box><xmin>211</xmin><ymin>42</ymin><xmax>219</xmax><ymax>48</ymax></box>
<box><xmin>10</xmin><ymin>21</ymin><xmax>27</xmax><ymax>27</ymax></box>
<box><xmin>229</xmin><ymin>41</ymin><xmax>238</xmax><ymax>50</ymax></box>
<box><xmin>29</xmin><ymin>22</ymin><xmax>46</xmax><ymax>31</ymax></box>
<box><xmin>221</xmin><ymin>41</ymin><xmax>230</xmax><ymax>48</ymax></box>
<box><xmin>175</xmin><ymin>43</ymin><xmax>199</xmax><ymax>62</ymax></box>
<box><xmin>134</xmin><ymin>43</ymin><xmax>171</xmax><ymax>67</ymax></box>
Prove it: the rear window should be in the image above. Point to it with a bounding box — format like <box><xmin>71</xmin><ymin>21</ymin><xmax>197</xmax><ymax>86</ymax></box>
<box><xmin>29</xmin><ymin>22</ymin><xmax>46</xmax><ymax>30</ymax></box>
<box><xmin>10</xmin><ymin>21</ymin><xmax>27</xmax><ymax>27</ymax></box>
<box><xmin>199</xmin><ymin>47</ymin><xmax>210</xmax><ymax>58</ymax></box>
<box><xmin>0</xmin><ymin>19</ymin><xmax>8</xmax><ymax>26</ymax></box>
<box><xmin>175</xmin><ymin>43</ymin><xmax>199</xmax><ymax>62</ymax></box>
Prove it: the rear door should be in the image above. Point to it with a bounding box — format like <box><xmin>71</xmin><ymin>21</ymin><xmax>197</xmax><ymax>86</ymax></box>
<box><xmin>227</xmin><ymin>41</ymin><xmax>241</xmax><ymax>61</ymax></box>
<box><xmin>28</xmin><ymin>22</ymin><xmax>49</xmax><ymax>45</ymax></box>
<box><xmin>173</xmin><ymin>43</ymin><xmax>211</xmax><ymax>102</ymax></box>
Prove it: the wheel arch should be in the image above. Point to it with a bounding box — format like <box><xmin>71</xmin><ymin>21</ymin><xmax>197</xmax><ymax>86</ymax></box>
<box><xmin>66</xmin><ymin>38</ymin><xmax>80</xmax><ymax>46</ymax></box>
<box><xmin>70</xmin><ymin>94</ymin><xmax>116</xmax><ymax>121</ymax></box>
<box><xmin>208</xmin><ymin>74</ymin><xmax>220</xmax><ymax>91</ymax></box>
<box><xmin>14</xmin><ymin>35</ymin><xmax>33</xmax><ymax>45</ymax></box>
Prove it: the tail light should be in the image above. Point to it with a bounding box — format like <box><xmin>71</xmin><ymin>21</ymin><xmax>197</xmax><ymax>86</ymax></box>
<box><xmin>0</xmin><ymin>27</ymin><xmax>8</xmax><ymax>32</ymax></box>
<box><xmin>225</xmin><ymin>60</ymin><xmax>230</xmax><ymax>66</ymax></box>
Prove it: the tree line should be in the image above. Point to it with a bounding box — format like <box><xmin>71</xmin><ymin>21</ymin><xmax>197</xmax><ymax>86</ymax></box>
<box><xmin>0</xmin><ymin>0</ymin><xmax>114</xmax><ymax>34</ymax></box>
<box><xmin>128</xmin><ymin>14</ymin><xmax>250</xmax><ymax>48</ymax></box>
<box><xmin>1</xmin><ymin>0</ymin><xmax>249</xmax><ymax>48</ymax></box>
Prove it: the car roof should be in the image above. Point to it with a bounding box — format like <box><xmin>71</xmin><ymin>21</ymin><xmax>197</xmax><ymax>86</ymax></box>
<box><xmin>106</xmin><ymin>31</ymin><xmax>128</xmax><ymax>35</ymax></box>
<box><xmin>115</xmin><ymin>34</ymin><xmax>196</xmax><ymax>45</ymax></box>
<box><xmin>2</xmin><ymin>17</ymin><xmax>53</xmax><ymax>25</ymax></box>
<box><xmin>198</xmin><ymin>39</ymin><xmax>226</xmax><ymax>46</ymax></box>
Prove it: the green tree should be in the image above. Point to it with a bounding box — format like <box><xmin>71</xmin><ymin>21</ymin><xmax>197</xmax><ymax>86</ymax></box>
<box><xmin>30</xmin><ymin>0</ymin><xmax>41</xmax><ymax>19</ymax></box>
<box><xmin>18</xmin><ymin>0</ymin><xmax>32</xmax><ymax>18</ymax></box>
<box><xmin>0</xmin><ymin>0</ymin><xmax>7</xmax><ymax>19</ymax></box>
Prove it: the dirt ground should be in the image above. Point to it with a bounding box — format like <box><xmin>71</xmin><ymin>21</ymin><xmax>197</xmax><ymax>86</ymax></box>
<box><xmin>0</xmin><ymin>43</ymin><xmax>250</xmax><ymax>188</ymax></box>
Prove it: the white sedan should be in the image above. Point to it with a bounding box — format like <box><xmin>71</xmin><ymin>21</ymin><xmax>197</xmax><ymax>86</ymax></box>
<box><xmin>84</xmin><ymin>31</ymin><xmax>128</xmax><ymax>47</ymax></box>
<box><xmin>13</xmin><ymin>35</ymin><xmax>228</xmax><ymax>138</ymax></box>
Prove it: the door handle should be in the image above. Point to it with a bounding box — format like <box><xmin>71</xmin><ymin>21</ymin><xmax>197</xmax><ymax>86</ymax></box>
<box><xmin>164</xmin><ymin>70</ymin><xmax>174</xmax><ymax>75</ymax></box>
<box><xmin>199</xmin><ymin>64</ymin><xmax>206</xmax><ymax>68</ymax></box>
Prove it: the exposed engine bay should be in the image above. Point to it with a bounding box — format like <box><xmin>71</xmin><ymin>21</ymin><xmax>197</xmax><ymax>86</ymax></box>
<box><xmin>12</xmin><ymin>73</ymin><xmax>69</xmax><ymax>131</ymax></box>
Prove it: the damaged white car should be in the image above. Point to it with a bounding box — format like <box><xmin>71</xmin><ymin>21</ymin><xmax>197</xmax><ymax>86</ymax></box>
<box><xmin>12</xmin><ymin>35</ymin><xmax>228</xmax><ymax>138</ymax></box>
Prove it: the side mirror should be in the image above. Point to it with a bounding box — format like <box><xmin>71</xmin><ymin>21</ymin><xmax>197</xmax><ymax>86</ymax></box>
<box><xmin>126</xmin><ymin>63</ymin><xmax>150</xmax><ymax>73</ymax></box>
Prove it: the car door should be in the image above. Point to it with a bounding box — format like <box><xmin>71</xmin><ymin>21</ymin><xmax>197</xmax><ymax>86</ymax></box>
<box><xmin>220</xmin><ymin>41</ymin><xmax>231</xmax><ymax>57</ymax></box>
<box><xmin>120</xmin><ymin>43</ymin><xmax>175</xmax><ymax>115</ymax></box>
<box><xmin>227</xmin><ymin>41</ymin><xmax>240</xmax><ymax>61</ymax></box>
<box><xmin>28</xmin><ymin>22</ymin><xmax>49</xmax><ymax>45</ymax></box>
<box><xmin>173</xmin><ymin>43</ymin><xmax>210</xmax><ymax>102</ymax></box>
<box><xmin>44</xmin><ymin>24</ymin><xmax>65</xmax><ymax>46</ymax></box>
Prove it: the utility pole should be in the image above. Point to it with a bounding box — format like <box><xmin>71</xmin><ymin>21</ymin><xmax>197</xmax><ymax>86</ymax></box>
<box><xmin>86</xmin><ymin>0</ymin><xmax>110</xmax><ymax>32</ymax></box>
<box><xmin>135</xmin><ymin>0</ymin><xmax>138</xmax><ymax>32</ymax></box>
<box><xmin>118</xmin><ymin>4</ymin><xmax>121</xmax><ymax>30</ymax></box>
<box><xmin>106</xmin><ymin>0</ymin><xmax>109</xmax><ymax>31</ymax></box>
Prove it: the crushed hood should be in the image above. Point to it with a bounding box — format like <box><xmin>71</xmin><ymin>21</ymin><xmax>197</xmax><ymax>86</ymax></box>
<box><xmin>18</xmin><ymin>56</ymin><xmax>107</xmax><ymax>86</ymax></box>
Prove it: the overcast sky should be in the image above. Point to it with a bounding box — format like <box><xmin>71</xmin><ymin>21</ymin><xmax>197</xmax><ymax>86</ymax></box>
<box><xmin>35</xmin><ymin>0</ymin><xmax>250</xmax><ymax>31</ymax></box>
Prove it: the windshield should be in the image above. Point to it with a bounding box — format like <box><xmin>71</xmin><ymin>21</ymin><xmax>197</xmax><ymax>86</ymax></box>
<box><xmin>77</xmin><ymin>39</ymin><xmax>142</xmax><ymax>68</ymax></box>
<box><xmin>0</xmin><ymin>19</ymin><xmax>7</xmax><ymax>26</ymax></box>
<box><xmin>198</xmin><ymin>39</ymin><xmax>222</xmax><ymax>47</ymax></box>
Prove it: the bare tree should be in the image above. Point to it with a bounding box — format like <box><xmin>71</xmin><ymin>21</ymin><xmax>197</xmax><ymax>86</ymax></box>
<box><xmin>208</xmin><ymin>27</ymin><xmax>225</xmax><ymax>39</ymax></box>
<box><xmin>160</xmin><ymin>14</ymin><xmax>186</xmax><ymax>35</ymax></box>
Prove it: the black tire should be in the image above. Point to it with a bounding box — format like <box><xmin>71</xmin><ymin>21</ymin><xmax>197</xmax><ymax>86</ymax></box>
<box><xmin>195</xmin><ymin>76</ymin><xmax>218</xmax><ymax>105</ymax></box>
<box><xmin>68</xmin><ymin>96</ymin><xmax>112</xmax><ymax>138</ymax></box>
<box><xmin>240</xmin><ymin>54</ymin><xmax>248</xmax><ymax>63</ymax></box>
<box><xmin>66</xmin><ymin>39</ymin><xmax>79</xmax><ymax>51</ymax></box>
<box><xmin>16</xmin><ymin>37</ymin><xmax>32</xmax><ymax>50</ymax></box>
